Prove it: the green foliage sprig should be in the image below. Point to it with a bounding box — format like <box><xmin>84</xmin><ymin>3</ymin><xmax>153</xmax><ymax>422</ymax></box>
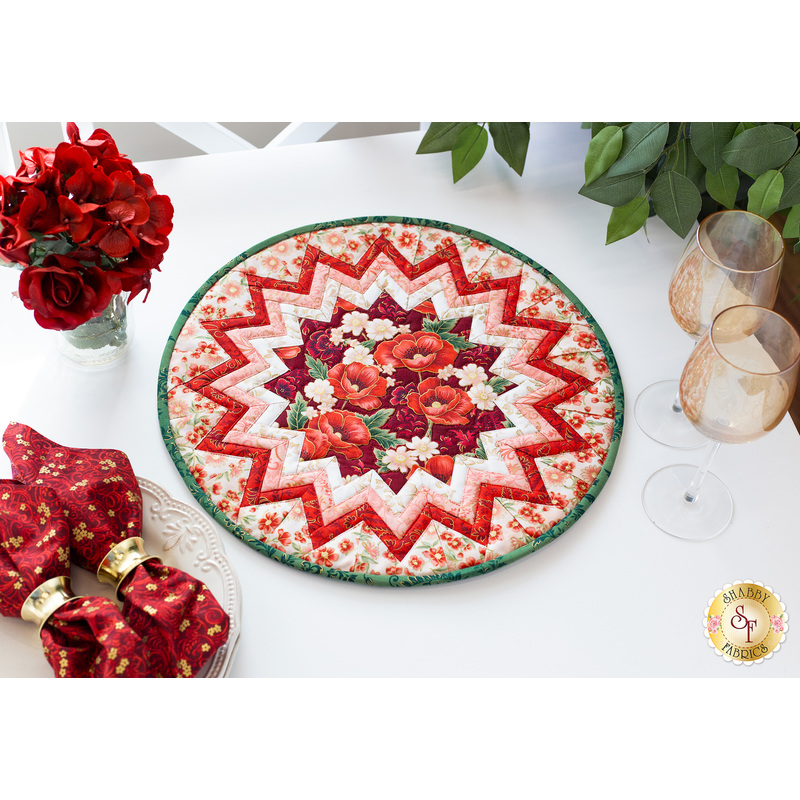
<box><xmin>416</xmin><ymin>122</ymin><xmax>800</xmax><ymax>252</ymax></box>
<box><xmin>416</xmin><ymin>123</ymin><xmax>530</xmax><ymax>182</ymax></box>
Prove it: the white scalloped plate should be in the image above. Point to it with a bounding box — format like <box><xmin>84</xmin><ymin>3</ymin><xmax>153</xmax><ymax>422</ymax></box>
<box><xmin>0</xmin><ymin>477</ymin><xmax>242</xmax><ymax>678</ymax></box>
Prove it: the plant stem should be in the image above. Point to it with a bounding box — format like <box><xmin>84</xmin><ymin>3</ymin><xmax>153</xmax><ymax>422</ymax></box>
<box><xmin>683</xmin><ymin>440</ymin><xmax>720</xmax><ymax>503</ymax></box>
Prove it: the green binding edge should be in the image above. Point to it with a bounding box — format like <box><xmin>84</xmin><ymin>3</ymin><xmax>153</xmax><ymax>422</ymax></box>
<box><xmin>157</xmin><ymin>215</ymin><xmax>625</xmax><ymax>587</ymax></box>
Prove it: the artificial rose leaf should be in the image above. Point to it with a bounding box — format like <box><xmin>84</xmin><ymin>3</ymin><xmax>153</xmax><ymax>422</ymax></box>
<box><xmin>704</xmin><ymin>162</ymin><xmax>740</xmax><ymax>209</ymax></box>
<box><xmin>579</xmin><ymin>169</ymin><xmax>645</xmax><ymax>207</ymax></box>
<box><xmin>488</xmin><ymin>122</ymin><xmax>530</xmax><ymax>176</ymax></box>
<box><xmin>722</xmin><ymin>124</ymin><xmax>798</xmax><ymax>175</ymax></box>
<box><xmin>451</xmin><ymin>124</ymin><xmax>488</xmax><ymax>183</ymax></box>
<box><xmin>747</xmin><ymin>170</ymin><xmax>784</xmax><ymax>219</ymax></box>
<box><xmin>780</xmin><ymin>154</ymin><xmax>800</xmax><ymax>208</ymax></box>
<box><xmin>584</xmin><ymin>125</ymin><xmax>623</xmax><ymax>185</ymax></box>
<box><xmin>606</xmin><ymin>122</ymin><xmax>669</xmax><ymax>178</ymax></box>
<box><xmin>650</xmin><ymin>171</ymin><xmax>702</xmax><ymax>238</ymax></box>
<box><xmin>605</xmin><ymin>196</ymin><xmax>649</xmax><ymax>244</ymax></box>
<box><xmin>689</xmin><ymin>122</ymin><xmax>738</xmax><ymax>174</ymax></box>
<box><xmin>416</xmin><ymin>123</ymin><xmax>475</xmax><ymax>154</ymax></box>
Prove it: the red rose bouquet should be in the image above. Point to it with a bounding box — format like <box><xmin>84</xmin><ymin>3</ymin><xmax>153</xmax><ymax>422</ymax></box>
<box><xmin>0</xmin><ymin>123</ymin><xmax>174</xmax><ymax>331</ymax></box>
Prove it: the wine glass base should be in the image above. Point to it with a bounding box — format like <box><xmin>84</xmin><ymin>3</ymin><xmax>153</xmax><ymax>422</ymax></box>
<box><xmin>635</xmin><ymin>380</ymin><xmax>707</xmax><ymax>449</ymax></box>
<box><xmin>642</xmin><ymin>465</ymin><xmax>733</xmax><ymax>541</ymax></box>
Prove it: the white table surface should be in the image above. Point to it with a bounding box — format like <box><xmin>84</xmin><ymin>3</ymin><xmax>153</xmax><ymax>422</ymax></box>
<box><xmin>2</xmin><ymin>122</ymin><xmax>799</xmax><ymax>679</ymax></box>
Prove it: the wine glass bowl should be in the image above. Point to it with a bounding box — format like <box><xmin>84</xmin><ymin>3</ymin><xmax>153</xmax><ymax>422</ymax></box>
<box><xmin>668</xmin><ymin>210</ymin><xmax>784</xmax><ymax>341</ymax></box>
<box><xmin>642</xmin><ymin>305</ymin><xmax>800</xmax><ymax>541</ymax></box>
<box><xmin>680</xmin><ymin>305</ymin><xmax>800</xmax><ymax>444</ymax></box>
<box><xmin>636</xmin><ymin>210</ymin><xmax>784</xmax><ymax>449</ymax></box>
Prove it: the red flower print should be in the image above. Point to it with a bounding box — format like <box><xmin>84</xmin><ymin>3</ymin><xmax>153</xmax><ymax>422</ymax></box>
<box><xmin>423</xmin><ymin>454</ymin><xmax>455</xmax><ymax>484</ymax></box>
<box><xmin>427</xmin><ymin>546</ymin><xmax>447</xmax><ymax>567</ymax></box>
<box><xmin>328</xmin><ymin>362</ymin><xmax>388</xmax><ymax>411</ymax></box>
<box><xmin>407</xmin><ymin>378</ymin><xmax>474</xmax><ymax>426</ymax></box>
<box><xmin>409</xmin><ymin>555</ymin><xmax>424</xmax><ymax>570</ymax></box>
<box><xmin>339</xmin><ymin>539</ymin><xmax>354</xmax><ymax>554</ymax></box>
<box><xmin>274</xmin><ymin>346</ymin><xmax>301</xmax><ymax>359</ymax></box>
<box><xmin>307</xmin><ymin>410</ymin><xmax>371</xmax><ymax>459</ymax></box>
<box><xmin>313</xmin><ymin>547</ymin><xmax>338</xmax><ymax>567</ymax></box>
<box><xmin>375</xmin><ymin>331</ymin><xmax>457</xmax><ymax>374</ymax></box>
<box><xmin>300</xmin><ymin>428</ymin><xmax>330</xmax><ymax>460</ymax></box>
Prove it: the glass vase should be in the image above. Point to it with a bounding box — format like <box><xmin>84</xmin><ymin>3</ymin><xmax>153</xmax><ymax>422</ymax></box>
<box><xmin>57</xmin><ymin>293</ymin><xmax>133</xmax><ymax>367</ymax></box>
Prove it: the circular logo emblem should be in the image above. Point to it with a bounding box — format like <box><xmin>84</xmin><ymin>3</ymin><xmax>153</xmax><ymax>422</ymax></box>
<box><xmin>704</xmin><ymin>581</ymin><xmax>787</xmax><ymax>664</ymax></box>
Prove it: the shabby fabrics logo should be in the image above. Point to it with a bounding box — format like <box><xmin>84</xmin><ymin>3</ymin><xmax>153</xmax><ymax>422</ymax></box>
<box><xmin>704</xmin><ymin>581</ymin><xmax>788</xmax><ymax>665</ymax></box>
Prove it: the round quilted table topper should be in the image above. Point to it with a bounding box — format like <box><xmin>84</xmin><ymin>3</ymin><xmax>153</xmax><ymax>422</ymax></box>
<box><xmin>158</xmin><ymin>217</ymin><xmax>623</xmax><ymax>585</ymax></box>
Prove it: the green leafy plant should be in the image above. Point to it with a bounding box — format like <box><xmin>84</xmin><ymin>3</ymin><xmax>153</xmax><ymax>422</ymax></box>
<box><xmin>416</xmin><ymin>122</ymin><xmax>800</xmax><ymax>252</ymax></box>
<box><xmin>416</xmin><ymin>123</ymin><xmax>530</xmax><ymax>182</ymax></box>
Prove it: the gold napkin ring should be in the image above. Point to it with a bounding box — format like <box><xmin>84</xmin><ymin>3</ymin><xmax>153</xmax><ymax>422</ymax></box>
<box><xmin>21</xmin><ymin>576</ymin><xmax>83</xmax><ymax>634</ymax></box>
<box><xmin>97</xmin><ymin>536</ymin><xmax>161</xmax><ymax>597</ymax></box>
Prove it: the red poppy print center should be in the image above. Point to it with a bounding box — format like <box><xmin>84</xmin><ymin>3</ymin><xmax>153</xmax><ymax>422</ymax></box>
<box><xmin>268</xmin><ymin>293</ymin><xmax>508</xmax><ymax>492</ymax></box>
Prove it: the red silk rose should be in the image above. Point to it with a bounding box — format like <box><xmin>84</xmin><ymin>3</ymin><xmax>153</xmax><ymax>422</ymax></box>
<box><xmin>307</xmin><ymin>410</ymin><xmax>371</xmax><ymax>459</ymax></box>
<box><xmin>374</xmin><ymin>331</ymin><xmax>457</xmax><ymax>374</ymax></box>
<box><xmin>18</xmin><ymin>254</ymin><xmax>114</xmax><ymax>330</ymax></box>
<box><xmin>328</xmin><ymin>362</ymin><xmax>388</xmax><ymax>410</ymax></box>
<box><xmin>407</xmin><ymin>378</ymin><xmax>474</xmax><ymax>425</ymax></box>
<box><xmin>0</xmin><ymin>123</ymin><xmax>173</xmax><ymax>330</ymax></box>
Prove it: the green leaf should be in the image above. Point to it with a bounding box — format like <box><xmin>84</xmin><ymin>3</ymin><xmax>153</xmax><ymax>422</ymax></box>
<box><xmin>605</xmin><ymin>196</ymin><xmax>649</xmax><ymax>244</ymax></box>
<box><xmin>370</xmin><ymin>429</ymin><xmax>402</xmax><ymax>450</ymax></box>
<box><xmin>416</xmin><ymin>122</ymin><xmax>474</xmax><ymax>154</ymax></box>
<box><xmin>452</xmin><ymin>124</ymin><xmax>488</xmax><ymax>182</ymax></box>
<box><xmin>782</xmin><ymin>204</ymin><xmax>800</xmax><ymax>239</ymax></box>
<box><xmin>689</xmin><ymin>122</ymin><xmax>738</xmax><ymax>173</ymax></box>
<box><xmin>722</xmin><ymin>124</ymin><xmax>798</xmax><ymax>174</ymax></box>
<box><xmin>780</xmin><ymin>154</ymin><xmax>800</xmax><ymax>207</ymax></box>
<box><xmin>437</xmin><ymin>331</ymin><xmax>476</xmax><ymax>351</ymax></box>
<box><xmin>747</xmin><ymin>170</ymin><xmax>784</xmax><ymax>219</ymax></box>
<box><xmin>704</xmin><ymin>162</ymin><xmax>740</xmax><ymax>209</ymax></box>
<box><xmin>422</xmin><ymin>317</ymin><xmax>458</xmax><ymax>335</ymax></box>
<box><xmin>664</xmin><ymin>138</ymin><xmax>705</xmax><ymax>191</ymax></box>
<box><xmin>488</xmin><ymin>375</ymin><xmax>513</xmax><ymax>393</ymax></box>
<box><xmin>606</xmin><ymin>122</ymin><xmax>669</xmax><ymax>177</ymax></box>
<box><xmin>287</xmin><ymin>393</ymin><xmax>309</xmax><ymax>431</ymax></box>
<box><xmin>360</xmin><ymin>339</ymin><xmax>376</xmax><ymax>351</ymax></box>
<box><xmin>475</xmin><ymin>438</ymin><xmax>488</xmax><ymax>460</ymax></box>
<box><xmin>373</xmin><ymin>447</ymin><xmax>392</xmax><ymax>473</ymax></box>
<box><xmin>357</xmin><ymin>409</ymin><xmax>401</xmax><ymax>450</ymax></box>
<box><xmin>795</xmin><ymin>240</ymin><xmax>800</xmax><ymax>254</ymax></box>
<box><xmin>650</xmin><ymin>171</ymin><xmax>703</xmax><ymax>238</ymax></box>
<box><xmin>359</xmin><ymin>408</ymin><xmax>394</xmax><ymax>430</ymax></box>
<box><xmin>584</xmin><ymin>125</ymin><xmax>623</xmax><ymax>185</ymax></box>
<box><xmin>579</xmin><ymin>169</ymin><xmax>646</xmax><ymax>207</ymax></box>
<box><xmin>489</xmin><ymin>122</ymin><xmax>530</xmax><ymax>176</ymax></box>
<box><xmin>305</xmin><ymin>355</ymin><xmax>329</xmax><ymax>380</ymax></box>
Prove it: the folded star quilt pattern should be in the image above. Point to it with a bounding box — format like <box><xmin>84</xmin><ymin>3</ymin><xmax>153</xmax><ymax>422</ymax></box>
<box><xmin>158</xmin><ymin>217</ymin><xmax>623</xmax><ymax>585</ymax></box>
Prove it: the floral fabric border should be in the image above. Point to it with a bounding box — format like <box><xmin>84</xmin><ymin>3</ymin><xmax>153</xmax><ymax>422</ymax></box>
<box><xmin>157</xmin><ymin>217</ymin><xmax>624</xmax><ymax>586</ymax></box>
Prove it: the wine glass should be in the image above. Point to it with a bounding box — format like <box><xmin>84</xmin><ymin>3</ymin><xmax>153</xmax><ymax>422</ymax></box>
<box><xmin>642</xmin><ymin>305</ymin><xmax>800</xmax><ymax>540</ymax></box>
<box><xmin>635</xmin><ymin>210</ymin><xmax>784</xmax><ymax>448</ymax></box>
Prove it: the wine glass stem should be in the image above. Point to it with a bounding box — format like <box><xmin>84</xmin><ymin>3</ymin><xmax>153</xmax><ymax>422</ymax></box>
<box><xmin>683</xmin><ymin>441</ymin><xmax>721</xmax><ymax>503</ymax></box>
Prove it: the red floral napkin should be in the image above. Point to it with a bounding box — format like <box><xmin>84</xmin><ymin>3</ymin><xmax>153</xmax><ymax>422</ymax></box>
<box><xmin>0</xmin><ymin>480</ymin><xmax>153</xmax><ymax>677</ymax></box>
<box><xmin>3</xmin><ymin>423</ymin><xmax>231</xmax><ymax>678</ymax></box>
